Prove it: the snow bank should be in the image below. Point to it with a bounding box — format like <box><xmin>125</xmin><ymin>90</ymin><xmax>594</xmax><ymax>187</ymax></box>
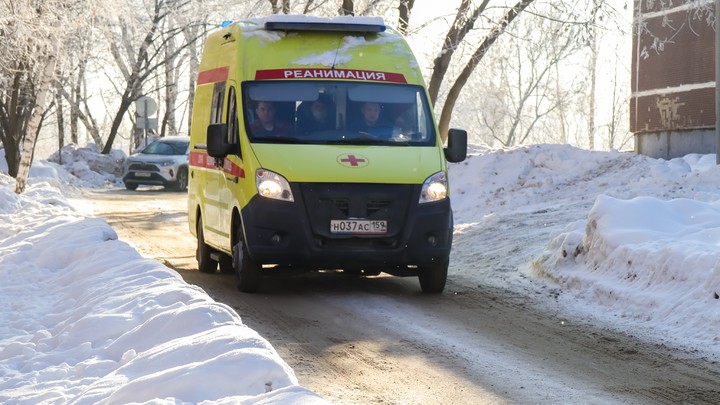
<box><xmin>0</xmin><ymin>173</ymin><xmax>324</xmax><ymax>404</ymax></box>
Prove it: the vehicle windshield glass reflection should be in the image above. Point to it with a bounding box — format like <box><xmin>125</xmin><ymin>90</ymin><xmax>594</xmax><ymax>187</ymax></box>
<box><xmin>242</xmin><ymin>81</ymin><xmax>437</xmax><ymax>147</ymax></box>
<box><xmin>142</xmin><ymin>141</ymin><xmax>189</xmax><ymax>155</ymax></box>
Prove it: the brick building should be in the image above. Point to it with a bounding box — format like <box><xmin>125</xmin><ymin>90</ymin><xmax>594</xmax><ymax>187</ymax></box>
<box><xmin>631</xmin><ymin>1</ymin><xmax>715</xmax><ymax>158</ymax></box>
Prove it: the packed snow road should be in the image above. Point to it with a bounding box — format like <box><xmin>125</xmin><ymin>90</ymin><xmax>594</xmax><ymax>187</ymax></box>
<box><xmin>75</xmin><ymin>187</ymin><xmax>720</xmax><ymax>404</ymax></box>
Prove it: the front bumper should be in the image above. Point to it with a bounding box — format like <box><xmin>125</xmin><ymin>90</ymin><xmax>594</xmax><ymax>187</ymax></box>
<box><xmin>241</xmin><ymin>182</ymin><xmax>453</xmax><ymax>269</ymax></box>
<box><xmin>123</xmin><ymin>164</ymin><xmax>180</xmax><ymax>186</ymax></box>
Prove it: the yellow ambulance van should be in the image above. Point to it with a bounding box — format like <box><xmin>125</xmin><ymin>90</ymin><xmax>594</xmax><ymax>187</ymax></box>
<box><xmin>188</xmin><ymin>15</ymin><xmax>467</xmax><ymax>293</ymax></box>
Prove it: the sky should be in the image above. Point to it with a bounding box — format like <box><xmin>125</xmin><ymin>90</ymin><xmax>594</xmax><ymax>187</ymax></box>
<box><xmin>1</xmin><ymin>141</ymin><xmax>719</xmax><ymax>403</ymax></box>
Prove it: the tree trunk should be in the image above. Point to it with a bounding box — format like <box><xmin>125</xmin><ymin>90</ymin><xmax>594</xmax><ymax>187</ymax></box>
<box><xmin>437</xmin><ymin>0</ymin><xmax>534</xmax><ymax>142</ymax></box>
<box><xmin>2</xmin><ymin>136</ymin><xmax>21</xmax><ymax>178</ymax></box>
<box><xmin>164</xmin><ymin>22</ymin><xmax>178</xmax><ymax>136</ymax></box>
<box><xmin>55</xmin><ymin>85</ymin><xmax>103</xmax><ymax>146</ymax></box>
<box><xmin>397</xmin><ymin>0</ymin><xmax>415</xmax><ymax>35</ymax></box>
<box><xmin>269</xmin><ymin>0</ymin><xmax>289</xmax><ymax>14</ymax></box>
<box><xmin>587</xmin><ymin>5</ymin><xmax>598</xmax><ymax>150</ymax></box>
<box><xmin>555</xmin><ymin>63</ymin><xmax>568</xmax><ymax>144</ymax></box>
<box><xmin>103</xmin><ymin>95</ymin><xmax>134</xmax><ymax>154</ymax></box>
<box><xmin>340</xmin><ymin>0</ymin><xmax>354</xmax><ymax>15</ymax></box>
<box><xmin>55</xmin><ymin>89</ymin><xmax>65</xmax><ymax>163</ymax></box>
<box><xmin>1</xmin><ymin>70</ymin><xmax>33</xmax><ymax>178</ymax></box>
<box><xmin>16</xmin><ymin>52</ymin><xmax>58</xmax><ymax>193</ymax></box>
<box><xmin>427</xmin><ymin>0</ymin><xmax>488</xmax><ymax>105</ymax></box>
<box><xmin>187</xmin><ymin>33</ymin><xmax>199</xmax><ymax>135</ymax></box>
<box><xmin>70</xmin><ymin>58</ymin><xmax>86</xmax><ymax>144</ymax></box>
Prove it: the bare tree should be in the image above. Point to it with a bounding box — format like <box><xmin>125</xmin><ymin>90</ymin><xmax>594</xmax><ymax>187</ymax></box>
<box><xmin>0</xmin><ymin>0</ymin><xmax>96</xmax><ymax>187</ymax></box>
<box><xmin>99</xmin><ymin>0</ymin><xmax>207</xmax><ymax>154</ymax></box>
<box><xmin>54</xmin><ymin>26</ymin><xmax>107</xmax><ymax>149</ymax></box>
<box><xmin>427</xmin><ymin>0</ymin><xmax>490</xmax><ymax>106</ymax></box>
<box><xmin>604</xmin><ymin>46</ymin><xmax>632</xmax><ymax>150</ymax></box>
<box><xmin>436</xmin><ymin>0</ymin><xmax>534</xmax><ymax>141</ymax></box>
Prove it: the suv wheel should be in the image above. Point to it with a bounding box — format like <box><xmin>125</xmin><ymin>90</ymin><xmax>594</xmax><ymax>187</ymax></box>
<box><xmin>125</xmin><ymin>182</ymin><xmax>138</xmax><ymax>190</ymax></box>
<box><xmin>175</xmin><ymin>168</ymin><xmax>188</xmax><ymax>191</ymax></box>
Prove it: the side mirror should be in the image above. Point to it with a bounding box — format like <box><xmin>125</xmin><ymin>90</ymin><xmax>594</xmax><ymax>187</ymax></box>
<box><xmin>444</xmin><ymin>128</ymin><xmax>467</xmax><ymax>163</ymax></box>
<box><xmin>207</xmin><ymin>124</ymin><xmax>232</xmax><ymax>158</ymax></box>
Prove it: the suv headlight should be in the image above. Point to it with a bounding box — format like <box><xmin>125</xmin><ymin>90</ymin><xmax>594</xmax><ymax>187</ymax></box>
<box><xmin>256</xmin><ymin>169</ymin><xmax>294</xmax><ymax>202</ymax></box>
<box><xmin>158</xmin><ymin>159</ymin><xmax>176</xmax><ymax>167</ymax></box>
<box><xmin>419</xmin><ymin>171</ymin><xmax>448</xmax><ymax>204</ymax></box>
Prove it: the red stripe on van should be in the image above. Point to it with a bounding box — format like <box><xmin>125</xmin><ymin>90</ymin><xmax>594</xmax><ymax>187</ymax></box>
<box><xmin>189</xmin><ymin>151</ymin><xmax>245</xmax><ymax>178</ymax></box>
<box><xmin>255</xmin><ymin>68</ymin><xmax>407</xmax><ymax>84</ymax></box>
<box><xmin>197</xmin><ymin>66</ymin><xmax>229</xmax><ymax>85</ymax></box>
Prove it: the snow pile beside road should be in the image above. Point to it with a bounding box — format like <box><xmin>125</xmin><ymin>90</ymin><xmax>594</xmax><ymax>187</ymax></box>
<box><xmin>47</xmin><ymin>143</ymin><xmax>125</xmax><ymax>187</ymax></box>
<box><xmin>0</xmin><ymin>172</ymin><xmax>325</xmax><ymax>404</ymax></box>
<box><xmin>1</xmin><ymin>144</ymin><xmax>123</xmax><ymax>189</ymax></box>
<box><xmin>449</xmin><ymin>144</ymin><xmax>720</xmax><ymax>353</ymax></box>
<box><xmin>536</xmin><ymin>195</ymin><xmax>720</xmax><ymax>344</ymax></box>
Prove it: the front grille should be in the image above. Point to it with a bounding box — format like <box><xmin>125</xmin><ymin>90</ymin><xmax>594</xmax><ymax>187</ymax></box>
<box><xmin>326</xmin><ymin>198</ymin><xmax>349</xmax><ymax>216</ymax></box>
<box><xmin>129</xmin><ymin>163</ymin><xmax>160</xmax><ymax>172</ymax></box>
<box><xmin>300</xmin><ymin>183</ymin><xmax>417</xmax><ymax>244</ymax></box>
<box><xmin>367</xmin><ymin>199</ymin><xmax>391</xmax><ymax>216</ymax></box>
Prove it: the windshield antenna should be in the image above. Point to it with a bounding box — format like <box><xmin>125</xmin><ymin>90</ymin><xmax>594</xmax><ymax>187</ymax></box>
<box><xmin>331</xmin><ymin>38</ymin><xmax>342</xmax><ymax>70</ymax></box>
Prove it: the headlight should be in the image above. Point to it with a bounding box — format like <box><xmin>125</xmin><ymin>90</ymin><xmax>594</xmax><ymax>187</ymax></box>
<box><xmin>159</xmin><ymin>159</ymin><xmax>175</xmax><ymax>167</ymax></box>
<box><xmin>256</xmin><ymin>169</ymin><xmax>294</xmax><ymax>202</ymax></box>
<box><xmin>419</xmin><ymin>171</ymin><xmax>448</xmax><ymax>204</ymax></box>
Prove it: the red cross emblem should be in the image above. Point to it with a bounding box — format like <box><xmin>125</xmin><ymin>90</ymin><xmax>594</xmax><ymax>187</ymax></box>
<box><xmin>337</xmin><ymin>154</ymin><xmax>369</xmax><ymax>167</ymax></box>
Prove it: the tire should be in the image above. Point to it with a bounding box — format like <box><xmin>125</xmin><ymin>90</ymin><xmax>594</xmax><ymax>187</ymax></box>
<box><xmin>196</xmin><ymin>216</ymin><xmax>218</xmax><ymax>273</ymax></box>
<box><xmin>418</xmin><ymin>258</ymin><xmax>448</xmax><ymax>294</ymax></box>
<box><xmin>125</xmin><ymin>182</ymin><xmax>138</xmax><ymax>190</ymax></box>
<box><xmin>233</xmin><ymin>230</ymin><xmax>261</xmax><ymax>293</ymax></box>
<box><xmin>219</xmin><ymin>254</ymin><xmax>234</xmax><ymax>274</ymax></box>
<box><xmin>175</xmin><ymin>168</ymin><xmax>188</xmax><ymax>192</ymax></box>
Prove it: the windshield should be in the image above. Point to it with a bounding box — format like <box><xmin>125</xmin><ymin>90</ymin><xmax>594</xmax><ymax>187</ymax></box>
<box><xmin>242</xmin><ymin>81</ymin><xmax>437</xmax><ymax>146</ymax></box>
<box><xmin>142</xmin><ymin>140</ymin><xmax>189</xmax><ymax>155</ymax></box>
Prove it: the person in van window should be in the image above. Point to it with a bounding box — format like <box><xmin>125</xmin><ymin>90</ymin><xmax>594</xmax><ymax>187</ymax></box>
<box><xmin>355</xmin><ymin>102</ymin><xmax>394</xmax><ymax>137</ymax></box>
<box><xmin>251</xmin><ymin>101</ymin><xmax>292</xmax><ymax>136</ymax></box>
<box><xmin>297</xmin><ymin>95</ymin><xmax>334</xmax><ymax>135</ymax></box>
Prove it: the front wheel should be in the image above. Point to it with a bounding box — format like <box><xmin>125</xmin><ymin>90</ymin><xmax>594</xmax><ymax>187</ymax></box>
<box><xmin>196</xmin><ymin>216</ymin><xmax>218</xmax><ymax>273</ymax></box>
<box><xmin>233</xmin><ymin>232</ymin><xmax>261</xmax><ymax>293</ymax></box>
<box><xmin>417</xmin><ymin>258</ymin><xmax>448</xmax><ymax>294</ymax></box>
<box><xmin>174</xmin><ymin>168</ymin><xmax>188</xmax><ymax>192</ymax></box>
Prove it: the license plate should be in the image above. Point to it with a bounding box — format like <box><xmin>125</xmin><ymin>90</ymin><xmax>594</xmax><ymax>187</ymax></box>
<box><xmin>330</xmin><ymin>219</ymin><xmax>387</xmax><ymax>235</ymax></box>
<box><xmin>135</xmin><ymin>172</ymin><xmax>151</xmax><ymax>177</ymax></box>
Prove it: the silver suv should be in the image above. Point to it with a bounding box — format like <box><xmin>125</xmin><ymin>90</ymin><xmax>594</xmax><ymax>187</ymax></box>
<box><xmin>122</xmin><ymin>136</ymin><xmax>190</xmax><ymax>191</ymax></box>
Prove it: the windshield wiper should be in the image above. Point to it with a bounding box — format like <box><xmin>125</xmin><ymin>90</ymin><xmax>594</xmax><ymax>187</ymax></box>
<box><xmin>332</xmin><ymin>135</ymin><xmax>385</xmax><ymax>145</ymax></box>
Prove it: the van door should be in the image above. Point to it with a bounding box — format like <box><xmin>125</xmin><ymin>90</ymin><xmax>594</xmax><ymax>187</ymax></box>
<box><xmin>215</xmin><ymin>82</ymin><xmax>248</xmax><ymax>250</ymax></box>
<box><xmin>202</xmin><ymin>80</ymin><xmax>227</xmax><ymax>247</ymax></box>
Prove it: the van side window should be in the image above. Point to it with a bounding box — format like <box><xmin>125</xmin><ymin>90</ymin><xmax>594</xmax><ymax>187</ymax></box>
<box><xmin>227</xmin><ymin>86</ymin><xmax>242</xmax><ymax>158</ymax></box>
<box><xmin>210</xmin><ymin>81</ymin><xmax>226</xmax><ymax>124</ymax></box>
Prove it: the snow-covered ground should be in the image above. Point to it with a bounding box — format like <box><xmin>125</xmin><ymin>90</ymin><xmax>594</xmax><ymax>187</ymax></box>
<box><xmin>0</xmin><ymin>146</ymin><xmax>326</xmax><ymax>404</ymax></box>
<box><xmin>2</xmin><ymin>143</ymin><xmax>720</xmax><ymax>403</ymax></box>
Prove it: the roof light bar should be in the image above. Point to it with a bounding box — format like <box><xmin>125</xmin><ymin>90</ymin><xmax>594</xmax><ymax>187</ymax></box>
<box><xmin>263</xmin><ymin>16</ymin><xmax>386</xmax><ymax>33</ymax></box>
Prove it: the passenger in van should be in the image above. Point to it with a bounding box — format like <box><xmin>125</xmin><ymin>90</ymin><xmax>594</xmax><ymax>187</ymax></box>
<box><xmin>297</xmin><ymin>95</ymin><xmax>334</xmax><ymax>135</ymax></box>
<box><xmin>251</xmin><ymin>101</ymin><xmax>293</xmax><ymax>136</ymax></box>
<box><xmin>355</xmin><ymin>102</ymin><xmax>394</xmax><ymax>137</ymax></box>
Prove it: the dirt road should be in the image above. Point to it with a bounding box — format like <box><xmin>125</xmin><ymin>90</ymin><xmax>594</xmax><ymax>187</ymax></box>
<box><xmin>73</xmin><ymin>187</ymin><xmax>720</xmax><ymax>404</ymax></box>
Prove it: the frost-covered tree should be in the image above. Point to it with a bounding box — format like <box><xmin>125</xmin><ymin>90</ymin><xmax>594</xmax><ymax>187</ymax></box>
<box><xmin>483</xmin><ymin>18</ymin><xmax>585</xmax><ymax>146</ymax></box>
<box><xmin>0</xmin><ymin>0</ymin><xmax>98</xmax><ymax>192</ymax></box>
